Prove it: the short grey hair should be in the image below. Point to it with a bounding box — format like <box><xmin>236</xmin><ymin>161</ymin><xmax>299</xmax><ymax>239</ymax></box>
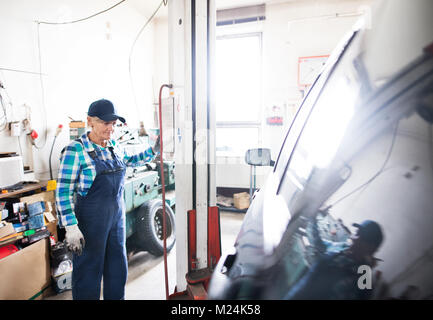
<box><xmin>87</xmin><ymin>116</ymin><xmax>101</xmax><ymax>129</ymax></box>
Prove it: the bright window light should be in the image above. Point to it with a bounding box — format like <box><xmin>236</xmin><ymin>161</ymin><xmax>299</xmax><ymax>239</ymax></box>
<box><xmin>215</xmin><ymin>33</ymin><xmax>262</xmax><ymax>157</ymax></box>
<box><xmin>289</xmin><ymin>77</ymin><xmax>357</xmax><ymax>182</ymax></box>
<box><xmin>301</xmin><ymin>78</ymin><xmax>356</xmax><ymax>168</ymax></box>
<box><xmin>216</xmin><ymin>127</ymin><xmax>260</xmax><ymax>157</ymax></box>
<box><xmin>216</xmin><ymin>34</ymin><xmax>261</xmax><ymax>122</ymax></box>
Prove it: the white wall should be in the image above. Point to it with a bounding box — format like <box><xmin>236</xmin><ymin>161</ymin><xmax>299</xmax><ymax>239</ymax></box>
<box><xmin>263</xmin><ymin>0</ymin><xmax>373</xmax><ymax>151</ymax></box>
<box><xmin>153</xmin><ymin>16</ymin><xmax>170</xmax><ymax>101</ymax></box>
<box><xmin>0</xmin><ymin>0</ymin><xmax>373</xmax><ymax>188</ymax></box>
<box><xmin>0</xmin><ymin>0</ymin><xmax>159</xmax><ymax>180</ymax></box>
<box><xmin>214</xmin><ymin>0</ymin><xmax>373</xmax><ymax>188</ymax></box>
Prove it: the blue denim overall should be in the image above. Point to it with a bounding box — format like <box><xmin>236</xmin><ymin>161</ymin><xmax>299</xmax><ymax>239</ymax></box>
<box><xmin>72</xmin><ymin>144</ymin><xmax>127</xmax><ymax>300</ymax></box>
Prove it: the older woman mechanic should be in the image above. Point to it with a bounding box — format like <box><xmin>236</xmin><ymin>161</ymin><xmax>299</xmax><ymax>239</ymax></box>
<box><xmin>55</xmin><ymin>99</ymin><xmax>160</xmax><ymax>300</ymax></box>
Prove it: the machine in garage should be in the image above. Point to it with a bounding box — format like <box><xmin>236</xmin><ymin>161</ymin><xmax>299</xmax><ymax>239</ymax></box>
<box><xmin>123</xmin><ymin>159</ymin><xmax>176</xmax><ymax>257</ymax></box>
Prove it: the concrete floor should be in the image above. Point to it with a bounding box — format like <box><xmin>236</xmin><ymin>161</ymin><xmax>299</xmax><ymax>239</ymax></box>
<box><xmin>44</xmin><ymin>210</ymin><xmax>244</xmax><ymax>300</ymax></box>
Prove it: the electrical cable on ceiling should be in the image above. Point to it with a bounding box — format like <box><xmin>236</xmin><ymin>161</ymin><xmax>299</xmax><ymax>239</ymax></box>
<box><xmin>0</xmin><ymin>93</ymin><xmax>8</xmax><ymax>132</ymax></box>
<box><xmin>0</xmin><ymin>67</ymin><xmax>46</xmax><ymax>76</ymax></box>
<box><xmin>33</xmin><ymin>1</ymin><xmax>129</xmax><ymax>149</ymax></box>
<box><xmin>32</xmin><ymin>22</ymin><xmax>49</xmax><ymax>150</ymax></box>
<box><xmin>0</xmin><ymin>77</ymin><xmax>11</xmax><ymax>132</ymax></box>
<box><xmin>32</xmin><ymin>0</ymin><xmax>165</xmax><ymax>147</ymax></box>
<box><xmin>36</xmin><ymin>0</ymin><xmax>127</xmax><ymax>25</ymax></box>
<box><xmin>328</xmin><ymin>122</ymin><xmax>400</xmax><ymax>208</ymax></box>
<box><xmin>128</xmin><ymin>0</ymin><xmax>167</xmax><ymax>117</ymax></box>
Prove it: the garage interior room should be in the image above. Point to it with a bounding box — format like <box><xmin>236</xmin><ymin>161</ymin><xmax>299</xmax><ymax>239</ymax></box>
<box><xmin>0</xmin><ymin>0</ymin><xmax>432</xmax><ymax>301</ymax></box>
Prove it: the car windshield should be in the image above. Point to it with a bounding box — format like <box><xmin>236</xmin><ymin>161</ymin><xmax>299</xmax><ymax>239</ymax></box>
<box><xmin>262</xmin><ymin>30</ymin><xmax>362</xmax><ymax>254</ymax></box>
<box><xmin>261</xmin><ymin>41</ymin><xmax>433</xmax><ymax>299</ymax></box>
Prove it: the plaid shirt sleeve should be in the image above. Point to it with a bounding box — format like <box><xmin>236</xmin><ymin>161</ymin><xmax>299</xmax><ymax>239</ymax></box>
<box><xmin>55</xmin><ymin>142</ymin><xmax>82</xmax><ymax>227</ymax></box>
<box><xmin>121</xmin><ymin>145</ymin><xmax>155</xmax><ymax>167</ymax></box>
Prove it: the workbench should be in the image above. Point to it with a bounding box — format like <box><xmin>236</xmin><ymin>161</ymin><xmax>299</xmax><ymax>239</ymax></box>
<box><xmin>0</xmin><ymin>180</ymin><xmax>55</xmax><ymax>300</ymax></box>
<box><xmin>0</xmin><ymin>181</ymin><xmax>48</xmax><ymax>200</ymax></box>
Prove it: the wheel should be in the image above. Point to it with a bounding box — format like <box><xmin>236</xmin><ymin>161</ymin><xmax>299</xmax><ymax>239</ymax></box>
<box><xmin>133</xmin><ymin>199</ymin><xmax>176</xmax><ymax>256</ymax></box>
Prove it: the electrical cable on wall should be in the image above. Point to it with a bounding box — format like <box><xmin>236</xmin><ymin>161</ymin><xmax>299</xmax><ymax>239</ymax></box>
<box><xmin>31</xmin><ymin>0</ymin><xmax>166</xmax><ymax>152</ymax></box>
<box><xmin>33</xmin><ymin>0</ymin><xmax>165</xmax><ymax>145</ymax></box>
<box><xmin>33</xmin><ymin>0</ymin><xmax>129</xmax><ymax>150</ymax></box>
<box><xmin>0</xmin><ymin>78</ymin><xmax>12</xmax><ymax>132</ymax></box>
<box><xmin>49</xmin><ymin>125</ymin><xmax>63</xmax><ymax>180</ymax></box>
<box><xmin>0</xmin><ymin>92</ymin><xmax>8</xmax><ymax>132</ymax></box>
<box><xmin>0</xmin><ymin>71</ymin><xmax>46</xmax><ymax>151</ymax></box>
<box><xmin>33</xmin><ymin>22</ymin><xmax>49</xmax><ymax>150</ymax></box>
<box><xmin>36</xmin><ymin>0</ymin><xmax>127</xmax><ymax>25</ymax></box>
<box><xmin>0</xmin><ymin>67</ymin><xmax>46</xmax><ymax>76</ymax></box>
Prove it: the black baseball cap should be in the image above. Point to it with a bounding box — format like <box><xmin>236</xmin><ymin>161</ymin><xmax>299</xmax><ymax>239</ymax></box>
<box><xmin>88</xmin><ymin>99</ymin><xmax>125</xmax><ymax>123</ymax></box>
<box><xmin>353</xmin><ymin>220</ymin><xmax>384</xmax><ymax>251</ymax></box>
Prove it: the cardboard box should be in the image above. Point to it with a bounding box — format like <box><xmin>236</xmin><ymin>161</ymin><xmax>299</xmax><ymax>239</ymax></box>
<box><xmin>0</xmin><ymin>238</ymin><xmax>51</xmax><ymax>300</ymax></box>
<box><xmin>233</xmin><ymin>192</ymin><xmax>250</xmax><ymax>210</ymax></box>
<box><xmin>68</xmin><ymin>121</ymin><xmax>85</xmax><ymax>128</ymax></box>
<box><xmin>20</xmin><ymin>191</ymin><xmax>58</xmax><ymax>241</ymax></box>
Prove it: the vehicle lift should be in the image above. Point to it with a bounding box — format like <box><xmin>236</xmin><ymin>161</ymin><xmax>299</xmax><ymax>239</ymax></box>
<box><xmin>158</xmin><ymin>0</ymin><xmax>220</xmax><ymax>300</ymax></box>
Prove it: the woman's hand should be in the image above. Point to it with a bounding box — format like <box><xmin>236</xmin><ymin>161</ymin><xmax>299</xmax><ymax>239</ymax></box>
<box><xmin>65</xmin><ymin>224</ymin><xmax>85</xmax><ymax>255</ymax></box>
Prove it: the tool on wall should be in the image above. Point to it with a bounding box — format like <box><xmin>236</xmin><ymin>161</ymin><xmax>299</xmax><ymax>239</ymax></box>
<box><xmin>23</xmin><ymin>118</ymin><xmax>38</xmax><ymax>146</ymax></box>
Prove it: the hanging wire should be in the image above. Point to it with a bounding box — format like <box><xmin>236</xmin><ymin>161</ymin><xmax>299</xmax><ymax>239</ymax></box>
<box><xmin>49</xmin><ymin>135</ymin><xmax>59</xmax><ymax>180</ymax></box>
<box><xmin>0</xmin><ymin>67</ymin><xmax>46</xmax><ymax>76</ymax></box>
<box><xmin>0</xmin><ymin>93</ymin><xmax>8</xmax><ymax>132</ymax></box>
<box><xmin>32</xmin><ymin>0</ymin><xmax>164</xmax><ymax>146</ymax></box>
<box><xmin>33</xmin><ymin>0</ymin><xmax>128</xmax><ymax>149</ymax></box>
<box><xmin>32</xmin><ymin>22</ymin><xmax>49</xmax><ymax>150</ymax></box>
<box><xmin>36</xmin><ymin>0</ymin><xmax>127</xmax><ymax>25</ymax></box>
<box><xmin>128</xmin><ymin>0</ymin><xmax>167</xmax><ymax>116</ymax></box>
<box><xmin>0</xmin><ymin>78</ymin><xmax>7</xmax><ymax>131</ymax></box>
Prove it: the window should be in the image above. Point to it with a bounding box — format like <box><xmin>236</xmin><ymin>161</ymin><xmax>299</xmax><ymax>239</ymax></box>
<box><xmin>215</xmin><ymin>32</ymin><xmax>262</xmax><ymax>156</ymax></box>
<box><xmin>216</xmin><ymin>126</ymin><xmax>260</xmax><ymax>156</ymax></box>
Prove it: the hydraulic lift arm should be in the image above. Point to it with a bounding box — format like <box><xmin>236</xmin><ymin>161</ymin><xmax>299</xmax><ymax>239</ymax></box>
<box><xmin>167</xmin><ymin>0</ymin><xmax>219</xmax><ymax>299</ymax></box>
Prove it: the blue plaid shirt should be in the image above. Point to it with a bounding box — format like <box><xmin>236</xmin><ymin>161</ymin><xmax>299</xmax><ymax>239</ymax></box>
<box><xmin>55</xmin><ymin>131</ymin><xmax>155</xmax><ymax>227</ymax></box>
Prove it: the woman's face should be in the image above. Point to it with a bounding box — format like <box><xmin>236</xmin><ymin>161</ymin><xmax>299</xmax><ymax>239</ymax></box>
<box><xmin>88</xmin><ymin>117</ymin><xmax>117</xmax><ymax>141</ymax></box>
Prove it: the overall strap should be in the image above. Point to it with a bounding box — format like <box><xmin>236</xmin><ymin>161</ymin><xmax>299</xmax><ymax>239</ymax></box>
<box><xmin>108</xmin><ymin>146</ymin><xmax>117</xmax><ymax>160</ymax></box>
<box><xmin>102</xmin><ymin>146</ymin><xmax>125</xmax><ymax>174</ymax></box>
<box><xmin>75</xmin><ymin>138</ymin><xmax>98</xmax><ymax>160</ymax></box>
<box><xmin>75</xmin><ymin>139</ymin><xmax>124</xmax><ymax>174</ymax></box>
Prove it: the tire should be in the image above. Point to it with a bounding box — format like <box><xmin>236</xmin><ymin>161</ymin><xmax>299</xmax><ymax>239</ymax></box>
<box><xmin>134</xmin><ymin>199</ymin><xmax>176</xmax><ymax>256</ymax></box>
